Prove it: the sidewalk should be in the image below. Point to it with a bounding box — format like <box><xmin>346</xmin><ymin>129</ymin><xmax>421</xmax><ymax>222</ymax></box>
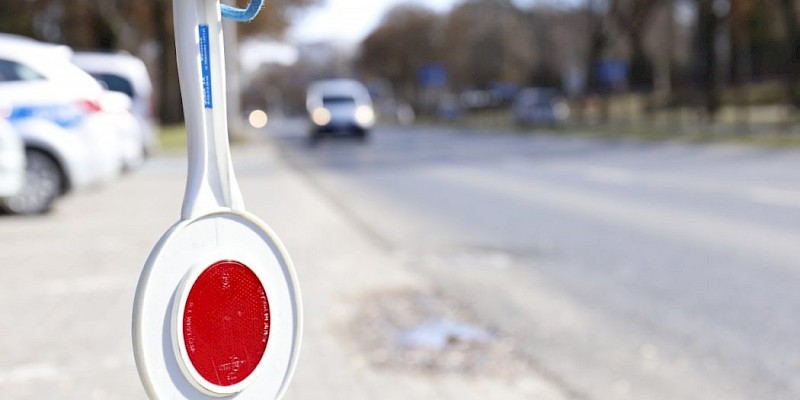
<box><xmin>0</xmin><ymin>140</ymin><xmax>566</xmax><ymax>399</ymax></box>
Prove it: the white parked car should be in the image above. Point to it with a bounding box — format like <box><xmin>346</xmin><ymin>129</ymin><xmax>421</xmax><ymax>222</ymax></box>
<box><xmin>96</xmin><ymin>90</ymin><xmax>146</xmax><ymax>171</ymax></box>
<box><xmin>72</xmin><ymin>51</ymin><xmax>158</xmax><ymax>158</ymax></box>
<box><xmin>0</xmin><ymin>34</ymin><xmax>125</xmax><ymax>213</ymax></box>
<box><xmin>306</xmin><ymin>79</ymin><xmax>375</xmax><ymax>144</ymax></box>
<box><xmin>0</xmin><ymin>116</ymin><xmax>24</xmax><ymax>207</ymax></box>
<box><xmin>6</xmin><ymin>118</ymin><xmax>102</xmax><ymax>214</ymax></box>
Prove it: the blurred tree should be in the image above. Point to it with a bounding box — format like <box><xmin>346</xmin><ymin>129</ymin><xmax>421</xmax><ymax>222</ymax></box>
<box><xmin>696</xmin><ymin>0</ymin><xmax>721</xmax><ymax>119</ymax></box>
<box><xmin>610</xmin><ymin>0</ymin><xmax>670</xmax><ymax>91</ymax></box>
<box><xmin>237</xmin><ymin>0</ymin><xmax>318</xmax><ymax>37</ymax></box>
<box><xmin>442</xmin><ymin>0</ymin><xmax>534</xmax><ymax>90</ymax></box>
<box><xmin>728</xmin><ymin>0</ymin><xmax>787</xmax><ymax>81</ymax></box>
<box><xmin>357</xmin><ymin>5</ymin><xmax>442</xmax><ymax>105</ymax></box>
<box><xmin>152</xmin><ymin>0</ymin><xmax>181</xmax><ymax>124</ymax></box>
<box><xmin>774</xmin><ymin>0</ymin><xmax>800</xmax><ymax>107</ymax></box>
<box><xmin>729</xmin><ymin>0</ymin><xmax>757</xmax><ymax>85</ymax></box>
<box><xmin>0</xmin><ymin>2</ymin><xmax>30</xmax><ymax>36</ymax></box>
<box><xmin>537</xmin><ymin>7</ymin><xmax>590</xmax><ymax>94</ymax></box>
<box><xmin>524</xmin><ymin>10</ymin><xmax>561</xmax><ymax>88</ymax></box>
<box><xmin>585</xmin><ymin>0</ymin><xmax>610</xmax><ymax>94</ymax></box>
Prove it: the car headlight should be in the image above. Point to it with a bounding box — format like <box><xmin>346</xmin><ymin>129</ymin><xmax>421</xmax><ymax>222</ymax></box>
<box><xmin>248</xmin><ymin>109</ymin><xmax>269</xmax><ymax>128</ymax></box>
<box><xmin>311</xmin><ymin>107</ymin><xmax>331</xmax><ymax>126</ymax></box>
<box><xmin>355</xmin><ymin>105</ymin><xmax>375</xmax><ymax>127</ymax></box>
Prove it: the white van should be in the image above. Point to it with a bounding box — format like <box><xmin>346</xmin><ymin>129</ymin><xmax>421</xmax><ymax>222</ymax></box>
<box><xmin>306</xmin><ymin>79</ymin><xmax>375</xmax><ymax>144</ymax></box>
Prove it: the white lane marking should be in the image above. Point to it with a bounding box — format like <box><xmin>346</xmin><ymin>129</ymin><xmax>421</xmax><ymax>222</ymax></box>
<box><xmin>583</xmin><ymin>166</ymin><xmax>637</xmax><ymax>186</ymax></box>
<box><xmin>506</xmin><ymin>159</ymin><xmax>800</xmax><ymax>210</ymax></box>
<box><xmin>0</xmin><ymin>363</ymin><xmax>62</xmax><ymax>384</ymax></box>
<box><xmin>428</xmin><ymin>165</ymin><xmax>800</xmax><ymax>268</ymax></box>
<box><xmin>747</xmin><ymin>186</ymin><xmax>800</xmax><ymax>208</ymax></box>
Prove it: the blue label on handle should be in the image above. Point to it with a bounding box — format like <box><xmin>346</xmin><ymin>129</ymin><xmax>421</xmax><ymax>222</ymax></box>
<box><xmin>199</xmin><ymin>25</ymin><xmax>213</xmax><ymax>109</ymax></box>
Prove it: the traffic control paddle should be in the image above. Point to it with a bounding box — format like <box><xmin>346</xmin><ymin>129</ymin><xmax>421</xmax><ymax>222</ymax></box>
<box><xmin>132</xmin><ymin>1</ymin><xmax>302</xmax><ymax>398</ymax></box>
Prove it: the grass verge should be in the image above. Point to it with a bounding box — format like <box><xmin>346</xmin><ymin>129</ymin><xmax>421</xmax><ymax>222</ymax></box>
<box><xmin>158</xmin><ymin>124</ymin><xmax>187</xmax><ymax>151</ymax></box>
<box><xmin>158</xmin><ymin>124</ymin><xmax>251</xmax><ymax>152</ymax></box>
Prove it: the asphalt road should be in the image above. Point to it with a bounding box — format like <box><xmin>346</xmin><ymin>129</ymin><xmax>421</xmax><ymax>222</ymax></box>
<box><xmin>269</xmin><ymin>120</ymin><xmax>800</xmax><ymax>400</ymax></box>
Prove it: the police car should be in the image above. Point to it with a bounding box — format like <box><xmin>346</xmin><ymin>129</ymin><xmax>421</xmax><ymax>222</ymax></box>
<box><xmin>0</xmin><ymin>34</ymin><xmax>125</xmax><ymax>213</ymax></box>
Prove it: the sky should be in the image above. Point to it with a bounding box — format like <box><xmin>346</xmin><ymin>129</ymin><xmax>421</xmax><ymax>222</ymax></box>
<box><xmin>288</xmin><ymin>0</ymin><xmax>460</xmax><ymax>44</ymax></box>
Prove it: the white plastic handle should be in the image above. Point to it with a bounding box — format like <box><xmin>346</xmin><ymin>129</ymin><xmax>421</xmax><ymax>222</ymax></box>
<box><xmin>174</xmin><ymin>0</ymin><xmax>245</xmax><ymax>220</ymax></box>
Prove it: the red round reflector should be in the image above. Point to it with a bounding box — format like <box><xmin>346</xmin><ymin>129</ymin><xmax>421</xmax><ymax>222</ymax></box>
<box><xmin>182</xmin><ymin>260</ymin><xmax>270</xmax><ymax>387</ymax></box>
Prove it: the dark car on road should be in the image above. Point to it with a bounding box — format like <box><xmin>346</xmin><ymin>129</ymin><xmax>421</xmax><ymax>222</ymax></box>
<box><xmin>513</xmin><ymin>88</ymin><xmax>570</xmax><ymax>127</ymax></box>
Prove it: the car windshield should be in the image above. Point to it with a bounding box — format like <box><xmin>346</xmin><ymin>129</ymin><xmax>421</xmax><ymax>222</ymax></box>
<box><xmin>0</xmin><ymin>59</ymin><xmax>45</xmax><ymax>82</ymax></box>
<box><xmin>322</xmin><ymin>96</ymin><xmax>356</xmax><ymax>107</ymax></box>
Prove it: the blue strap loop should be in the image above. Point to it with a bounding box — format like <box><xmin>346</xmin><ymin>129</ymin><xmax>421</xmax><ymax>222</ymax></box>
<box><xmin>220</xmin><ymin>0</ymin><xmax>264</xmax><ymax>22</ymax></box>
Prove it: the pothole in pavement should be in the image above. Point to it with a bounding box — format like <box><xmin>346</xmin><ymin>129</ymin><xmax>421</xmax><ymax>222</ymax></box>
<box><xmin>349</xmin><ymin>288</ymin><xmax>529</xmax><ymax>377</ymax></box>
